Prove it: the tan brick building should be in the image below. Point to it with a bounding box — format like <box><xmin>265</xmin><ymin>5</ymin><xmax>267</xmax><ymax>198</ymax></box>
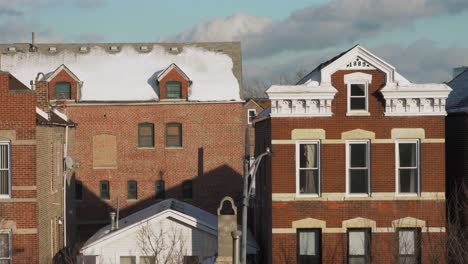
<box><xmin>0</xmin><ymin>42</ymin><xmax>246</xmax><ymax>247</ymax></box>
<box><xmin>254</xmin><ymin>45</ymin><xmax>451</xmax><ymax>264</ymax></box>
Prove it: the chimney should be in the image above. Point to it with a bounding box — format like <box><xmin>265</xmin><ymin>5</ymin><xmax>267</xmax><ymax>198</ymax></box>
<box><xmin>110</xmin><ymin>212</ymin><xmax>117</xmax><ymax>231</ymax></box>
<box><xmin>35</xmin><ymin>73</ymin><xmax>50</xmax><ymax>114</ymax></box>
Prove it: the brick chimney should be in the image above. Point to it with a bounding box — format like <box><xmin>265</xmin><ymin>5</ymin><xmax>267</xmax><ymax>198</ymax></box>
<box><xmin>35</xmin><ymin>80</ymin><xmax>50</xmax><ymax>114</ymax></box>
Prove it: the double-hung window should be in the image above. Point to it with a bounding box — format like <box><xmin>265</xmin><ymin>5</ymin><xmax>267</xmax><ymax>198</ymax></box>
<box><xmin>99</xmin><ymin>180</ymin><xmax>110</xmax><ymax>200</ymax></box>
<box><xmin>0</xmin><ymin>230</ymin><xmax>11</xmax><ymax>264</ymax></box>
<box><xmin>396</xmin><ymin>140</ymin><xmax>420</xmax><ymax>195</ymax></box>
<box><xmin>348</xmin><ymin>83</ymin><xmax>368</xmax><ymax>113</ymax></box>
<box><xmin>165</xmin><ymin>81</ymin><xmax>182</xmax><ymax>99</ymax></box>
<box><xmin>155</xmin><ymin>180</ymin><xmax>165</xmax><ymax>199</ymax></box>
<box><xmin>55</xmin><ymin>82</ymin><xmax>71</xmax><ymax>100</ymax></box>
<box><xmin>398</xmin><ymin>228</ymin><xmax>421</xmax><ymax>264</ymax></box>
<box><xmin>166</xmin><ymin>123</ymin><xmax>182</xmax><ymax>148</ymax></box>
<box><xmin>348</xmin><ymin>229</ymin><xmax>371</xmax><ymax>264</ymax></box>
<box><xmin>346</xmin><ymin>141</ymin><xmax>370</xmax><ymax>196</ymax></box>
<box><xmin>138</xmin><ymin>123</ymin><xmax>154</xmax><ymax>148</ymax></box>
<box><xmin>296</xmin><ymin>141</ymin><xmax>320</xmax><ymax>196</ymax></box>
<box><xmin>127</xmin><ymin>180</ymin><xmax>137</xmax><ymax>200</ymax></box>
<box><xmin>247</xmin><ymin>109</ymin><xmax>256</xmax><ymax>124</ymax></box>
<box><xmin>297</xmin><ymin>229</ymin><xmax>321</xmax><ymax>264</ymax></box>
<box><xmin>0</xmin><ymin>142</ymin><xmax>11</xmax><ymax>198</ymax></box>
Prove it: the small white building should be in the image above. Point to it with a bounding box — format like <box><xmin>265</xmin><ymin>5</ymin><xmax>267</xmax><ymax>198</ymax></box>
<box><xmin>79</xmin><ymin>199</ymin><xmax>258</xmax><ymax>264</ymax></box>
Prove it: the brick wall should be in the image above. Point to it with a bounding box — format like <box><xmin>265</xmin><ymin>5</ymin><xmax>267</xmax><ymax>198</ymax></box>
<box><xmin>47</xmin><ymin>70</ymin><xmax>79</xmax><ymax>101</ymax></box>
<box><xmin>65</xmin><ymin>102</ymin><xmax>245</xmax><ymax>243</ymax></box>
<box><xmin>0</xmin><ymin>72</ymin><xmax>38</xmax><ymax>264</ymax></box>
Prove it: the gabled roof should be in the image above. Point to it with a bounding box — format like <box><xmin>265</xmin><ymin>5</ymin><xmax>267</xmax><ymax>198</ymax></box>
<box><xmin>81</xmin><ymin>199</ymin><xmax>258</xmax><ymax>253</ymax></box>
<box><xmin>447</xmin><ymin>68</ymin><xmax>468</xmax><ymax>113</ymax></box>
<box><xmin>44</xmin><ymin>64</ymin><xmax>81</xmax><ymax>83</ymax></box>
<box><xmin>157</xmin><ymin>63</ymin><xmax>191</xmax><ymax>82</ymax></box>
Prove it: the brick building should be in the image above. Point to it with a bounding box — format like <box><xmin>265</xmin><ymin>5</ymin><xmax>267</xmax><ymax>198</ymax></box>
<box><xmin>244</xmin><ymin>99</ymin><xmax>270</xmax><ymax>160</ymax></box>
<box><xmin>0</xmin><ymin>42</ymin><xmax>246</xmax><ymax>245</ymax></box>
<box><xmin>254</xmin><ymin>45</ymin><xmax>451</xmax><ymax>263</ymax></box>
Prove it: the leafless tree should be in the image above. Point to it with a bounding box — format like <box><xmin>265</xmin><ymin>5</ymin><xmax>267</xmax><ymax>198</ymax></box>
<box><xmin>136</xmin><ymin>222</ymin><xmax>187</xmax><ymax>264</ymax></box>
<box><xmin>446</xmin><ymin>183</ymin><xmax>468</xmax><ymax>264</ymax></box>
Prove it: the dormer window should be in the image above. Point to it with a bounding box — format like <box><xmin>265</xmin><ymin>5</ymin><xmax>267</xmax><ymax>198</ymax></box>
<box><xmin>55</xmin><ymin>82</ymin><xmax>71</xmax><ymax>100</ymax></box>
<box><xmin>165</xmin><ymin>81</ymin><xmax>182</xmax><ymax>99</ymax></box>
<box><xmin>344</xmin><ymin>72</ymin><xmax>372</xmax><ymax>116</ymax></box>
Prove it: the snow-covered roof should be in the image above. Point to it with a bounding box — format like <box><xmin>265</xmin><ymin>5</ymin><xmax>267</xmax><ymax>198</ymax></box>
<box><xmin>447</xmin><ymin>69</ymin><xmax>468</xmax><ymax>113</ymax></box>
<box><xmin>82</xmin><ymin>199</ymin><xmax>258</xmax><ymax>253</ymax></box>
<box><xmin>0</xmin><ymin>43</ymin><xmax>242</xmax><ymax>102</ymax></box>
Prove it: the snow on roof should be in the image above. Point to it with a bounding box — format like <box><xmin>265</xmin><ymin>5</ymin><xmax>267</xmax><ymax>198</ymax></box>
<box><xmin>82</xmin><ymin>199</ymin><xmax>258</xmax><ymax>252</ymax></box>
<box><xmin>0</xmin><ymin>44</ymin><xmax>241</xmax><ymax>102</ymax></box>
<box><xmin>447</xmin><ymin>69</ymin><xmax>468</xmax><ymax>113</ymax></box>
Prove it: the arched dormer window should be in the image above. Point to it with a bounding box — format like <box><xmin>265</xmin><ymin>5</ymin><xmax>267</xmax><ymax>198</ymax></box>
<box><xmin>55</xmin><ymin>82</ymin><xmax>71</xmax><ymax>100</ymax></box>
<box><xmin>165</xmin><ymin>81</ymin><xmax>182</xmax><ymax>99</ymax></box>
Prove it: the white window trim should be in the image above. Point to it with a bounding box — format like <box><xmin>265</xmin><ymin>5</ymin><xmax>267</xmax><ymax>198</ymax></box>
<box><xmin>0</xmin><ymin>141</ymin><xmax>11</xmax><ymax>199</ymax></box>
<box><xmin>346</xmin><ymin>82</ymin><xmax>370</xmax><ymax>116</ymax></box>
<box><xmin>296</xmin><ymin>140</ymin><xmax>321</xmax><ymax>198</ymax></box>
<box><xmin>395</xmin><ymin>139</ymin><xmax>420</xmax><ymax>197</ymax></box>
<box><xmin>346</xmin><ymin>140</ymin><xmax>371</xmax><ymax>197</ymax></box>
<box><xmin>0</xmin><ymin>229</ymin><xmax>12</xmax><ymax>263</ymax></box>
<box><xmin>247</xmin><ymin>109</ymin><xmax>257</xmax><ymax>124</ymax></box>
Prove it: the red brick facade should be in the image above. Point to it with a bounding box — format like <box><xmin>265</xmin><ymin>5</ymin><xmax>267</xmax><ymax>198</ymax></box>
<box><xmin>255</xmin><ymin>68</ymin><xmax>447</xmax><ymax>263</ymax></box>
<box><xmin>159</xmin><ymin>68</ymin><xmax>189</xmax><ymax>100</ymax></box>
<box><xmin>0</xmin><ymin>72</ymin><xmax>38</xmax><ymax>264</ymax></box>
<box><xmin>47</xmin><ymin>69</ymin><xmax>79</xmax><ymax>101</ymax></box>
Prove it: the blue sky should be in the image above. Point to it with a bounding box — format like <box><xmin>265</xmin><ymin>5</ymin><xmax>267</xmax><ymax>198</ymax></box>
<box><xmin>1</xmin><ymin>0</ymin><xmax>467</xmax><ymax>96</ymax></box>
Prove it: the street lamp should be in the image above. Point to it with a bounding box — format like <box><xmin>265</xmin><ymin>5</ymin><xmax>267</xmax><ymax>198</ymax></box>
<box><xmin>241</xmin><ymin>147</ymin><xmax>271</xmax><ymax>264</ymax></box>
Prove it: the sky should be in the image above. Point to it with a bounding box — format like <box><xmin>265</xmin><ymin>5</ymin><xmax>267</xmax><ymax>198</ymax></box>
<box><xmin>0</xmin><ymin>0</ymin><xmax>467</xmax><ymax>97</ymax></box>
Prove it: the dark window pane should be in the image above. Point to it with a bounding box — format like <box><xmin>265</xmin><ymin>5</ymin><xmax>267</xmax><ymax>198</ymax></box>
<box><xmin>299</xmin><ymin>170</ymin><xmax>319</xmax><ymax>194</ymax></box>
<box><xmin>183</xmin><ymin>180</ymin><xmax>192</xmax><ymax>199</ymax></box>
<box><xmin>128</xmin><ymin>181</ymin><xmax>137</xmax><ymax>199</ymax></box>
<box><xmin>75</xmin><ymin>181</ymin><xmax>83</xmax><ymax>200</ymax></box>
<box><xmin>350</xmin><ymin>169</ymin><xmax>368</xmax><ymax>193</ymax></box>
<box><xmin>0</xmin><ymin>233</ymin><xmax>9</xmax><ymax>258</ymax></box>
<box><xmin>100</xmin><ymin>181</ymin><xmax>109</xmax><ymax>200</ymax></box>
<box><xmin>138</xmin><ymin>123</ymin><xmax>154</xmax><ymax>147</ymax></box>
<box><xmin>300</xmin><ymin>144</ymin><xmax>317</xmax><ymax>169</ymax></box>
<box><xmin>399</xmin><ymin>143</ymin><xmax>417</xmax><ymax>167</ymax></box>
<box><xmin>55</xmin><ymin>82</ymin><xmax>71</xmax><ymax>100</ymax></box>
<box><xmin>351</xmin><ymin>84</ymin><xmax>365</xmax><ymax>96</ymax></box>
<box><xmin>166</xmin><ymin>82</ymin><xmax>182</xmax><ymax>99</ymax></box>
<box><xmin>350</xmin><ymin>144</ymin><xmax>367</xmax><ymax>167</ymax></box>
<box><xmin>399</xmin><ymin>169</ymin><xmax>418</xmax><ymax>193</ymax></box>
<box><xmin>1</xmin><ymin>143</ymin><xmax>10</xmax><ymax>196</ymax></box>
<box><xmin>155</xmin><ymin>180</ymin><xmax>165</xmax><ymax>199</ymax></box>
<box><xmin>166</xmin><ymin>123</ymin><xmax>182</xmax><ymax>147</ymax></box>
<box><xmin>350</xmin><ymin>98</ymin><xmax>366</xmax><ymax>110</ymax></box>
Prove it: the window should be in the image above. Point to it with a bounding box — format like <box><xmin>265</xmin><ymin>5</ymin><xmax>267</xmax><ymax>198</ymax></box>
<box><xmin>166</xmin><ymin>123</ymin><xmax>182</xmax><ymax>147</ymax></box>
<box><xmin>55</xmin><ymin>82</ymin><xmax>71</xmax><ymax>100</ymax></box>
<box><xmin>127</xmin><ymin>180</ymin><xmax>137</xmax><ymax>200</ymax></box>
<box><xmin>247</xmin><ymin>109</ymin><xmax>257</xmax><ymax>124</ymax></box>
<box><xmin>346</xmin><ymin>141</ymin><xmax>370</xmax><ymax>195</ymax></box>
<box><xmin>0</xmin><ymin>231</ymin><xmax>11</xmax><ymax>264</ymax></box>
<box><xmin>75</xmin><ymin>181</ymin><xmax>83</xmax><ymax>200</ymax></box>
<box><xmin>296</xmin><ymin>141</ymin><xmax>320</xmax><ymax>196</ymax></box>
<box><xmin>0</xmin><ymin>142</ymin><xmax>11</xmax><ymax>198</ymax></box>
<box><xmin>99</xmin><ymin>180</ymin><xmax>110</xmax><ymax>200</ymax></box>
<box><xmin>119</xmin><ymin>256</ymin><xmax>136</xmax><ymax>264</ymax></box>
<box><xmin>155</xmin><ymin>180</ymin><xmax>165</xmax><ymax>199</ymax></box>
<box><xmin>396</xmin><ymin>140</ymin><xmax>420</xmax><ymax>195</ymax></box>
<box><xmin>165</xmin><ymin>81</ymin><xmax>182</xmax><ymax>99</ymax></box>
<box><xmin>348</xmin><ymin>229</ymin><xmax>371</xmax><ymax>264</ymax></box>
<box><xmin>183</xmin><ymin>256</ymin><xmax>199</xmax><ymax>264</ymax></box>
<box><xmin>182</xmin><ymin>180</ymin><xmax>192</xmax><ymax>200</ymax></box>
<box><xmin>297</xmin><ymin>229</ymin><xmax>321</xmax><ymax>264</ymax></box>
<box><xmin>398</xmin><ymin>229</ymin><xmax>420</xmax><ymax>264</ymax></box>
<box><xmin>348</xmin><ymin>83</ymin><xmax>368</xmax><ymax>112</ymax></box>
<box><xmin>138</xmin><ymin>123</ymin><xmax>154</xmax><ymax>148</ymax></box>
<box><xmin>140</xmin><ymin>256</ymin><xmax>155</xmax><ymax>264</ymax></box>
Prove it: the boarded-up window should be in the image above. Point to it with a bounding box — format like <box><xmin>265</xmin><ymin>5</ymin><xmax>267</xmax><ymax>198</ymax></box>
<box><xmin>166</xmin><ymin>123</ymin><xmax>182</xmax><ymax>147</ymax></box>
<box><xmin>138</xmin><ymin>123</ymin><xmax>154</xmax><ymax>147</ymax></box>
<box><xmin>93</xmin><ymin>134</ymin><xmax>117</xmax><ymax>168</ymax></box>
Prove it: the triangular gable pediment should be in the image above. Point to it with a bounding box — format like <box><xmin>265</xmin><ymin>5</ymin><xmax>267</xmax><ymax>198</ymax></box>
<box><xmin>45</xmin><ymin>64</ymin><xmax>81</xmax><ymax>83</ymax></box>
<box><xmin>157</xmin><ymin>63</ymin><xmax>191</xmax><ymax>82</ymax></box>
<box><xmin>320</xmin><ymin>45</ymin><xmax>397</xmax><ymax>84</ymax></box>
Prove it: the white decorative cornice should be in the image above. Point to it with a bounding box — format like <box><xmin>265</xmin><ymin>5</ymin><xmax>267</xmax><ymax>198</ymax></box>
<box><xmin>267</xmin><ymin>84</ymin><xmax>337</xmax><ymax>117</ymax></box>
<box><xmin>344</xmin><ymin>72</ymin><xmax>372</xmax><ymax>84</ymax></box>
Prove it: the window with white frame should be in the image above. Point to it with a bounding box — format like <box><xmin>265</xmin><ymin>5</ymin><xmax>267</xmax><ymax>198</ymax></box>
<box><xmin>346</xmin><ymin>141</ymin><xmax>370</xmax><ymax>195</ymax></box>
<box><xmin>0</xmin><ymin>230</ymin><xmax>11</xmax><ymax>264</ymax></box>
<box><xmin>348</xmin><ymin>228</ymin><xmax>371</xmax><ymax>264</ymax></box>
<box><xmin>348</xmin><ymin>83</ymin><xmax>368</xmax><ymax>113</ymax></box>
<box><xmin>247</xmin><ymin>109</ymin><xmax>257</xmax><ymax>124</ymax></box>
<box><xmin>296</xmin><ymin>141</ymin><xmax>320</xmax><ymax>196</ymax></box>
<box><xmin>398</xmin><ymin>228</ymin><xmax>421</xmax><ymax>264</ymax></box>
<box><xmin>396</xmin><ymin>140</ymin><xmax>420</xmax><ymax>195</ymax></box>
<box><xmin>0</xmin><ymin>142</ymin><xmax>11</xmax><ymax>198</ymax></box>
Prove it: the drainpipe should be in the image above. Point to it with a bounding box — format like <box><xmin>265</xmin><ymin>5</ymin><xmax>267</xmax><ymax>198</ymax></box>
<box><xmin>232</xmin><ymin>231</ymin><xmax>241</xmax><ymax>264</ymax></box>
<box><xmin>63</xmin><ymin>125</ymin><xmax>69</xmax><ymax>247</ymax></box>
<box><xmin>110</xmin><ymin>212</ymin><xmax>117</xmax><ymax>231</ymax></box>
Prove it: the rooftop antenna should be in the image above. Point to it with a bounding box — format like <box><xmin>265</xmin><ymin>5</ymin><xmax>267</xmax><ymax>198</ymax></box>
<box><xmin>30</xmin><ymin>32</ymin><xmax>37</xmax><ymax>52</ymax></box>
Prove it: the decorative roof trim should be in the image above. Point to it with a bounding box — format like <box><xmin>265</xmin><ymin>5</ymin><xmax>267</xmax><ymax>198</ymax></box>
<box><xmin>157</xmin><ymin>63</ymin><xmax>191</xmax><ymax>82</ymax></box>
<box><xmin>45</xmin><ymin>64</ymin><xmax>81</xmax><ymax>83</ymax></box>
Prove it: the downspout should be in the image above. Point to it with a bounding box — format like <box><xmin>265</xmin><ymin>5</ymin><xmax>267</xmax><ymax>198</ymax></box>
<box><xmin>63</xmin><ymin>125</ymin><xmax>69</xmax><ymax>247</ymax></box>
